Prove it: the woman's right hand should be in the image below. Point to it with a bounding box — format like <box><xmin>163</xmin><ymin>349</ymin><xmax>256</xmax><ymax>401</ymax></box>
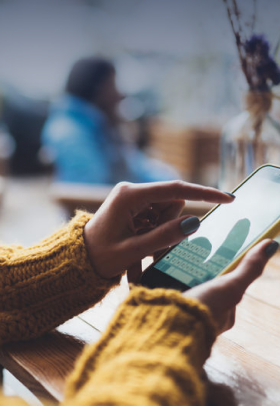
<box><xmin>84</xmin><ymin>180</ymin><xmax>234</xmax><ymax>282</ymax></box>
<box><xmin>184</xmin><ymin>239</ymin><xmax>279</xmax><ymax>333</ymax></box>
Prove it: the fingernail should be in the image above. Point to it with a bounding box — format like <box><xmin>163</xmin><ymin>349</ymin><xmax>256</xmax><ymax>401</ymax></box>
<box><xmin>223</xmin><ymin>192</ymin><xmax>236</xmax><ymax>199</ymax></box>
<box><xmin>180</xmin><ymin>216</ymin><xmax>200</xmax><ymax>235</ymax></box>
<box><xmin>265</xmin><ymin>241</ymin><xmax>279</xmax><ymax>258</ymax></box>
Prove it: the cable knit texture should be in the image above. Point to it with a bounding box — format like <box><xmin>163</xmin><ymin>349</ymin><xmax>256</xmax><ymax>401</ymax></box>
<box><xmin>0</xmin><ymin>216</ymin><xmax>217</xmax><ymax>406</ymax></box>
<box><xmin>62</xmin><ymin>287</ymin><xmax>216</xmax><ymax>406</ymax></box>
<box><xmin>0</xmin><ymin>211</ymin><xmax>121</xmax><ymax>344</ymax></box>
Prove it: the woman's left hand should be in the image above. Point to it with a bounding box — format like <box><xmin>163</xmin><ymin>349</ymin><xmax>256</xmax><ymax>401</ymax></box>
<box><xmin>84</xmin><ymin>180</ymin><xmax>234</xmax><ymax>282</ymax></box>
<box><xmin>184</xmin><ymin>239</ymin><xmax>278</xmax><ymax>333</ymax></box>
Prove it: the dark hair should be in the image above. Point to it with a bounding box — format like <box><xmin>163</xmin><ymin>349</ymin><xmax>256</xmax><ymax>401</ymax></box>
<box><xmin>65</xmin><ymin>57</ymin><xmax>115</xmax><ymax>102</ymax></box>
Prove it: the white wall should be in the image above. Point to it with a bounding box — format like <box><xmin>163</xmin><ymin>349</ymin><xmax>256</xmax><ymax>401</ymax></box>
<box><xmin>0</xmin><ymin>0</ymin><xmax>278</xmax><ymax>117</ymax></box>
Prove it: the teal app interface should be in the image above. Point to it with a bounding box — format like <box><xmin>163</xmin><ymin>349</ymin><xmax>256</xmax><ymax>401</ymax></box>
<box><xmin>154</xmin><ymin>167</ymin><xmax>280</xmax><ymax>288</ymax></box>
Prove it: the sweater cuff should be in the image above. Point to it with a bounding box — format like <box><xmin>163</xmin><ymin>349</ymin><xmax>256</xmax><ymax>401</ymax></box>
<box><xmin>127</xmin><ymin>286</ymin><xmax>217</xmax><ymax>366</ymax></box>
<box><xmin>65</xmin><ymin>286</ymin><xmax>217</xmax><ymax>402</ymax></box>
<box><xmin>68</xmin><ymin>210</ymin><xmax>122</xmax><ymax>293</ymax></box>
<box><xmin>0</xmin><ymin>211</ymin><xmax>122</xmax><ymax>319</ymax></box>
<box><xmin>0</xmin><ymin>211</ymin><xmax>123</xmax><ymax>344</ymax></box>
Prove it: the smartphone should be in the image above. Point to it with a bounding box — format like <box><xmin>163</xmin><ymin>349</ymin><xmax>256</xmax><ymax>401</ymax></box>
<box><xmin>141</xmin><ymin>164</ymin><xmax>280</xmax><ymax>291</ymax></box>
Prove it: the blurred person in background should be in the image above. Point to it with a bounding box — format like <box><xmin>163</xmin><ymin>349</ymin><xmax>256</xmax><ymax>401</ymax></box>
<box><xmin>42</xmin><ymin>57</ymin><xmax>179</xmax><ymax>185</ymax></box>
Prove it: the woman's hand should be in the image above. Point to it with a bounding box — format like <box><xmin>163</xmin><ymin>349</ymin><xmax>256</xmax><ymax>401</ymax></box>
<box><xmin>84</xmin><ymin>180</ymin><xmax>234</xmax><ymax>281</ymax></box>
<box><xmin>184</xmin><ymin>239</ymin><xmax>279</xmax><ymax>334</ymax></box>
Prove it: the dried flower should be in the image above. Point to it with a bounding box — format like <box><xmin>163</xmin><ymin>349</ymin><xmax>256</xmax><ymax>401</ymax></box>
<box><xmin>244</xmin><ymin>35</ymin><xmax>269</xmax><ymax>57</ymax></box>
<box><xmin>224</xmin><ymin>0</ymin><xmax>280</xmax><ymax>91</ymax></box>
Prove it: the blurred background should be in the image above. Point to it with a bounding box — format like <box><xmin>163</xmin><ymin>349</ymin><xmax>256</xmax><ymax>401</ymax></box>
<box><xmin>0</xmin><ymin>0</ymin><xmax>279</xmax><ymax>247</ymax></box>
<box><xmin>1</xmin><ymin>0</ymin><xmax>280</xmax><ymax>401</ymax></box>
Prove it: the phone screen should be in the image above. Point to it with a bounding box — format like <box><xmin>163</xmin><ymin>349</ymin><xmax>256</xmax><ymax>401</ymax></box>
<box><xmin>152</xmin><ymin>166</ymin><xmax>280</xmax><ymax>288</ymax></box>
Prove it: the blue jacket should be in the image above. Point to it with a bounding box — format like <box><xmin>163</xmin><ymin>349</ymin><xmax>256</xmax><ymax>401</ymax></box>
<box><xmin>42</xmin><ymin>95</ymin><xmax>179</xmax><ymax>185</ymax></box>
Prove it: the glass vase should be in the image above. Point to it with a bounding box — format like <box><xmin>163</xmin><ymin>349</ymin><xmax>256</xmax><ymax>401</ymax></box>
<box><xmin>219</xmin><ymin>96</ymin><xmax>280</xmax><ymax>191</ymax></box>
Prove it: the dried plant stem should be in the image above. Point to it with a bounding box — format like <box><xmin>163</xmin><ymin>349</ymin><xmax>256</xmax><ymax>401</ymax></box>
<box><xmin>251</xmin><ymin>0</ymin><xmax>257</xmax><ymax>32</ymax></box>
<box><xmin>223</xmin><ymin>0</ymin><xmax>252</xmax><ymax>87</ymax></box>
<box><xmin>232</xmin><ymin>0</ymin><xmax>243</xmax><ymax>38</ymax></box>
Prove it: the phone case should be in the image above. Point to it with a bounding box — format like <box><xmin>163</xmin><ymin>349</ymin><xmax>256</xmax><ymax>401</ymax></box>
<box><xmin>207</xmin><ymin>163</ymin><xmax>280</xmax><ymax>277</ymax></box>
<box><xmin>141</xmin><ymin>163</ymin><xmax>280</xmax><ymax>290</ymax></box>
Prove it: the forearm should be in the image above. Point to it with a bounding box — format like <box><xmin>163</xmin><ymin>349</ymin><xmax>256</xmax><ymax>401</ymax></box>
<box><xmin>64</xmin><ymin>287</ymin><xmax>217</xmax><ymax>406</ymax></box>
<box><xmin>0</xmin><ymin>211</ymin><xmax>121</xmax><ymax>344</ymax></box>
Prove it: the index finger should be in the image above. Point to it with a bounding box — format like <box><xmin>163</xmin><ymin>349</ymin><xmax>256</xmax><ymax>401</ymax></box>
<box><xmin>125</xmin><ymin>180</ymin><xmax>234</xmax><ymax>206</ymax></box>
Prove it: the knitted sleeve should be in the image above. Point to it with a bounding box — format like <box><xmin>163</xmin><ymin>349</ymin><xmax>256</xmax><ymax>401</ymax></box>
<box><xmin>0</xmin><ymin>211</ymin><xmax>121</xmax><ymax>344</ymax></box>
<box><xmin>63</xmin><ymin>287</ymin><xmax>217</xmax><ymax>406</ymax></box>
<box><xmin>0</xmin><ymin>397</ymin><xmax>27</xmax><ymax>406</ymax></box>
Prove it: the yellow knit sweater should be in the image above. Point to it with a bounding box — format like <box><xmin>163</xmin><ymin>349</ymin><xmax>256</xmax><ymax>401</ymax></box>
<box><xmin>0</xmin><ymin>211</ymin><xmax>217</xmax><ymax>406</ymax></box>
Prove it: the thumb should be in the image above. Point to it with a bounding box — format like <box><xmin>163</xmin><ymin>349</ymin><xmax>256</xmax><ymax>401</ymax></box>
<box><xmin>185</xmin><ymin>239</ymin><xmax>279</xmax><ymax>315</ymax></box>
<box><xmin>228</xmin><ymin>239</ymin><xmax>279</xmax><ymax>294</ymax></box>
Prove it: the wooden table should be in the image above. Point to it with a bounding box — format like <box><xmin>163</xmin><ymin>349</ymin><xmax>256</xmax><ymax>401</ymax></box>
<box><xmin>1</xmin><ymin>254</ymin><xmax>280</xmax><ymax>405</ymax></box>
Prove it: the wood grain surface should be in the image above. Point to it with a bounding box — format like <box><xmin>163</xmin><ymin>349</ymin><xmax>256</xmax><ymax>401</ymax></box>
<box><xmin>1</xmin><ymin>255</ymin><xmax>280</xmax><ymax>405</ymax></box>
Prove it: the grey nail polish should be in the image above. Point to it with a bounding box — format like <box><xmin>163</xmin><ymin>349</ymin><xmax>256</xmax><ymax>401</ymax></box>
<box><xmin>265</xmin><ymin>241</ymin><xmax>279</xmax><ymax>258</ymax></box>
<box><xmin>180</xmin><ymin>217</ymin><xmax>200</xmax><ymax>235</ymax></box>
<box><xmin>224</xmin><ymin>192</ymin><xmax>236</xmax><ymax>198</ymax></box>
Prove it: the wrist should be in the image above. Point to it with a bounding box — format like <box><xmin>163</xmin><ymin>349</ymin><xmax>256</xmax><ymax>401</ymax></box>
<box><xmin>83</xmin><ymin>217</ymin><xmax>113</xmax><ymax>280</ymax></box>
